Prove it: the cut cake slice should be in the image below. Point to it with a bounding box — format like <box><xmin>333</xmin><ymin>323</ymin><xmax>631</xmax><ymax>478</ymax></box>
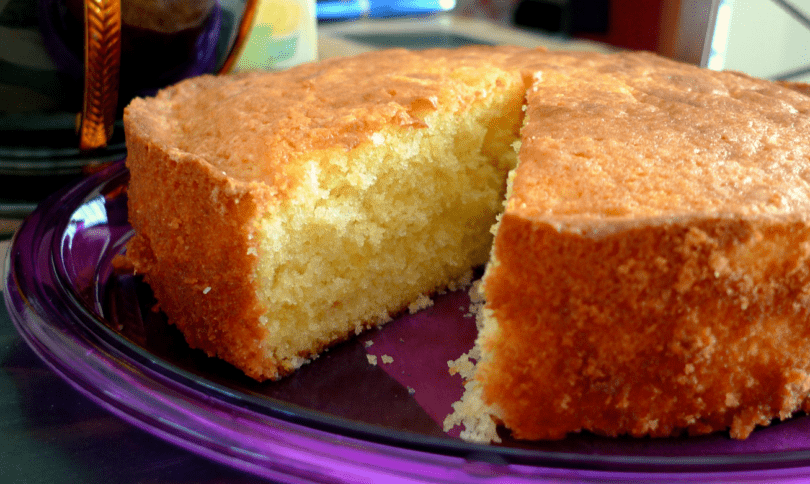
<box><xmin>123</xmin><ymin>46</ymin><xmax>537</xmax><ymax>381</ymax></box>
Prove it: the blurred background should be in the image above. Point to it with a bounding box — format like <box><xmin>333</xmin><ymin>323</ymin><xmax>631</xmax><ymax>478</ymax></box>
<box><xmin>452</xmin><ymin>0</ymin><xmax>809</xmax><ymax>81</ymax></box>
<box><xmin>1</xmin><ymin>0</ymin><xmax>808</xmax><ymax>224</ymax></box>
<box><xmin>705</xmin><ymin>0</ymin><xmax>810</xmax><ymax>82</ymax></box>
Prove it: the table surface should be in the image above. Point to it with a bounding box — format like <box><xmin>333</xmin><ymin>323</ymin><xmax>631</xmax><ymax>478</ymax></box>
<box><xmin>0</xmin><ymin>15</ymin><xmax>617</xmax><ymax>483</ymax></box>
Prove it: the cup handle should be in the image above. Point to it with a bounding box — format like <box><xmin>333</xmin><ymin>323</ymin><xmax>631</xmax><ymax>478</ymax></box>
<box><xmin>78</xmin><ymin>0</ymin><xmax>122</xmax><ymax>151</ymax></box>
<box><xmin>218</xmin><ymin>0</ymin><xmax>261</xmax><ymax>74</ymax></box>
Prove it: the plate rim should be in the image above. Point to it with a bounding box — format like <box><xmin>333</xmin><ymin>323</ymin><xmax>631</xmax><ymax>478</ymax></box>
<box><xmin>7</xmin><ymin>159</ymin><xmax>810</xmax><ymax>480</ymax></box>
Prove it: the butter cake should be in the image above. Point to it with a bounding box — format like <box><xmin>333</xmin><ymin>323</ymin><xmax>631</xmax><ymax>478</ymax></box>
<box><xmin>123</xmin><ymin>46</ymin><xmax>810</xmax><ymax>440</ymax></box>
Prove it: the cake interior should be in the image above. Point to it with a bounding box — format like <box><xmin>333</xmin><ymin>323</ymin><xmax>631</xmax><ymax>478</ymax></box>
<box><xmin>250</xmin><ymin>71</ymin><xmax>526</xmax><ymax>372</ymax></box>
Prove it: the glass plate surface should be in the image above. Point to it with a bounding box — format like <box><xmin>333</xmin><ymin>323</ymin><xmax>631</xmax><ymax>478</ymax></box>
<box><xmin>8</xmin><ymin>159</ymin><xmax>810</xmax><ymax>482</ymax></box>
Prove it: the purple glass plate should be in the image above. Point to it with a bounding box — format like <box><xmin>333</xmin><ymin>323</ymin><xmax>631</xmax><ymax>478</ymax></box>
<box><xmin>7</xmin><ymin>159</ymin><xmax>810</xmax><ymax>482</ymax></box>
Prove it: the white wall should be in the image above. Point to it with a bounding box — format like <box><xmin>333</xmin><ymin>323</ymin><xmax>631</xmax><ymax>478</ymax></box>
<box><xmin>716</xmin><ymin>0</ymin><xmax>810</xmax><ymax>82</ymax></box>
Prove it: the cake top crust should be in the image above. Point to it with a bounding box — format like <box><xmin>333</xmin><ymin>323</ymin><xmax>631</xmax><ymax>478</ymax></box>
<box><xmin>124</xmin><ymin>45</ymin><xmax>545</xmax><ymax>197</ymax></box>
<box><xmin>125</xmin><ymin>46</ymin><xmax>810</xmax><ymax>218</ymax></box>
<box><xmin>511</xmin><ymin>51</ymin><xmax>810</xmax><ymax>225</ymax></box>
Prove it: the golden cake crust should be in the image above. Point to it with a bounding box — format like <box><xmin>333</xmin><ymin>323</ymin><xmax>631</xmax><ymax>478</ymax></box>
<box><xmin>124</xmin><ymin>122</ymin><xmax>275</xmax><ymax>378</ymax></box>
<box><xmin>126</xmin><ymin>45</ymin><xmax>542</xmax><ymax>199</ymax></box>
<box><xmin>480</xmin><ymin>51</ymin><xmax>810</xmax><ymax>440</ymax></box>
<box><xmin>513</xmin><ymin>52</ymin><xmax>810</xmax><ymax>220</ymax></box>
<box><xmin>484</xmin><ymin>216</ymin><xmax>810</xmax><ymax>439</ymax></box>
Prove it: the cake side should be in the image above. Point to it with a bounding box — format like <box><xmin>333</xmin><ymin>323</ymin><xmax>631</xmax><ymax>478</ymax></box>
<box><xmin>481</xmin><ymin>214</ymin><xmax>810</xmax><ymax>440</ymax></box>
<box><xmin>124</xmin><ymin>103</ymin><xmax>279</xmax><ymax>379</ymax></box>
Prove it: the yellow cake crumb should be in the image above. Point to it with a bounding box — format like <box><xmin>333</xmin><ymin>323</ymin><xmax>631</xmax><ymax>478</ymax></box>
<box><xmin>408</xmin><ymin>294</ymin><xmax>434</xmax><ymax>314</ymax></box>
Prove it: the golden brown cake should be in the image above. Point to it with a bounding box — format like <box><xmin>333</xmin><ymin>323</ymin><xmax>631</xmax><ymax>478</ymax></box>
<box><xmin>123</xmin><ymin>46</ymin><xmax>536</xmax><ymax>381</ymax></box>
<box><xmin>124</xmin><ymin>45</ymin><xmax>810</xmax><ymax>440</ymax></box>
<box><xmin>445</xmin><ymin>51</ymin><xmax>810</xmax><ymax>442</ymax></box>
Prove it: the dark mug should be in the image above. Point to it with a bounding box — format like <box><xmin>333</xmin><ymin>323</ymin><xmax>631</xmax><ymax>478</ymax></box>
<box><xmin>39</xmin><ymin>0</ymin><xmax>228</xmax><ymax>149</ymax></box>
<box><xmin>0</xmin><ymin>0</ymin><xmax>315</xmax><ymax>211</ymax></box>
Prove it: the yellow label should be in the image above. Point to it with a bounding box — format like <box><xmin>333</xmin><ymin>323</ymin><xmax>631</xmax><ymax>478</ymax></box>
<box><xmin>255</xmin><ymin>0</ymin><xmax>301</xmax><ymax>36</ymax></box>
<box><xmin>231</xmin><ymin>0</ymin><xmax>317</xmax><ymax>72</ymax></box>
